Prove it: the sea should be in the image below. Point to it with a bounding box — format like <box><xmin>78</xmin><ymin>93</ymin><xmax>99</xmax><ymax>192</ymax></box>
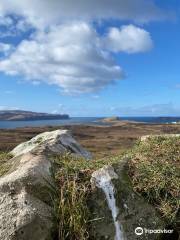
<box><xmin>0</xmin><ymin>116</ymin><xmax>180</xmax><ymax>129</ymax></box>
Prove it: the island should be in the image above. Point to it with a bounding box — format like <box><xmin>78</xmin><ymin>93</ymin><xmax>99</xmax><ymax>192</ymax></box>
<box><xmin>101</xmin><ymin>116</ymin><xmax>121</xmax><ymax>122</ymax></box>
<box><xmin>0</xmin><ymin>110</ymin><xmax>70</xmax><ymax>121</ymax></box>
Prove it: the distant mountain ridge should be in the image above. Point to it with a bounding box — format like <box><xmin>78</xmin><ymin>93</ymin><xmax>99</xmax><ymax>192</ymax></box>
<box><xmin>0</xmin><ymin>110</ymin><xmax>69</xmax><ymax>121</ymax></box>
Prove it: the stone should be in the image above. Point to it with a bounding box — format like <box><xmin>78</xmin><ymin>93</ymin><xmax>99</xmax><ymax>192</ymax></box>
<box><xmin>89</xmin><ymin>160</ymin><xmax>165</xmax><ymax>240</ymax></box>
<box><xmin>0</xmin><ymin>129</ymin><xmax>91</xmax><ymax>240</ymax></box>
<box><xmin>0</xmin><ymin>153</ymin><xmax>53</xmax><ymax>240</ymax></box>
<box><xmin>11</xmin><ymin>129</ymin><xmax>92</xmax><ymax>159</ymax></box>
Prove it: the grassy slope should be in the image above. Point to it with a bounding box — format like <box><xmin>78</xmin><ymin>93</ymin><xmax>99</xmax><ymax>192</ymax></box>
<box><xmin>128</xmin><ymin>136</ymin><xmax>180</xmax><ymax>227</ymax></box>
<box><xmin>53</xmin><ymin>136</ymin><xmax>180</xmax><ymax>239</ymax></box>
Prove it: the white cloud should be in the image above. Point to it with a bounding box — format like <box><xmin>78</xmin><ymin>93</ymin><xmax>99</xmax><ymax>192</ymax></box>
<box><xmin>0</xmin><ymin>106</ymin><xmax>19</xmax><ymax>111</ymax></box>
<box><xmin>105</xmin><ymin>25</ymin><xmax>153</xmax><ymax>53</ymax></box>
<box><xmin>0</xmin><ymin>1</ymin><xmax>162</xmax><ymax>94</ymax></box>
<box><xmin>0</xmin><ymin>16</ymin><xmax>13</xmax><ymax>26</ymax></box>
<box><xmin>0</xmin><ymin>42</ymin><xmax>12</xmax><ymax>53</ymax></box>
<box><xmin>0</xmin><ymin>0</ymin><xmax>171</xmax><ymax>30</ymax></box>
<box><xmin>51</xmin><ymin>103</ymin><xmax>68</xmax><ymax>114</ymax></box>
<box><xmin>0</xmin><ymin>23</ymin><xmax>153</xmax><ymax>94</ymax></box>
<box><xmin>0</xmin><ymin>22</ymin><xmax>125</xmax><ymax>94</ymax></box>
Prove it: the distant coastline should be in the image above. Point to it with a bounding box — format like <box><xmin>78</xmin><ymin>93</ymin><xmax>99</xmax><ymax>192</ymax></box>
<box><xmin>0</xmin><ymin>110</ymin><xmax>69</xmax><ymax>121</ymax></box>
<box><xmin>0</xmin><ymin>116</ymin><xmax>180</xmax><ymax>129</ymax></box>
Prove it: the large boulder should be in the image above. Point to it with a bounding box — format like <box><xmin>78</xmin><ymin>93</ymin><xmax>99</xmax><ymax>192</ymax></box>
<box><xmin>0</xmin><ymin>129</ymin><xmax>91</xmax><ymax>240</ymax></box>
<box><xmin>90</xmin><ymin>160</ymin><xmax>165</xmax><ymax>240</ymax></box>
<box><xmin>0</xmin><ymin>153</ymin><xmax>53</xmax><ymax>240</ymax></box>
<box><xmin>11</xmin><ymin>129</ymin><xmax>91</xmax><ymax>159</ymax></box>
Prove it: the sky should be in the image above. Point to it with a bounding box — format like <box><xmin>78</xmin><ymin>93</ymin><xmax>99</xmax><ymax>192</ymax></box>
<box><xmin>0</xmin><ymin>0</ymin><xmax>180</xmax><ymax>117</ymax></box>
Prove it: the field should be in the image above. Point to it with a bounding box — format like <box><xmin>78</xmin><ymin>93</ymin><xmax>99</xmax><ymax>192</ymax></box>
<box><xmin>0</xmin><ymin>122</ymin><xmax>180</xmax><ymax>158</ymax></box>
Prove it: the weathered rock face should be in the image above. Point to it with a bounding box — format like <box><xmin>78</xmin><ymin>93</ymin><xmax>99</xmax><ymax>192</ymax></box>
<box><xmin>90</xmin><ymin>160</ymin><xmax>165</xmax><ymax>240</ymax></box>
<box><xmin>11</xmin><ymin>129</ymin><xmax>92</xmax><ymax>159</ymax></box>
<box><xmin>0</xmin><ymin>153</ymin><xmax>53</xmax><ymax>240</ymax></box>
<box><xmin>0</xmin><ymin>129</ymin><xmax>91</xmax><ymax>240</ymax></box>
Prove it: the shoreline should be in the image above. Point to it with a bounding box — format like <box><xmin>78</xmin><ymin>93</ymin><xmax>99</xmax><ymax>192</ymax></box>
<box><xmin>0</xmin><ymin>118</ymin><xmax>180</xmax><ymax>130</ymax></box>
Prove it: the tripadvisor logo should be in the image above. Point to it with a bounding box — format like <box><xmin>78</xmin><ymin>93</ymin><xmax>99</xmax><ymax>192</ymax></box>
<box><xmin>135</xmin><ymin>227</ymin><xmax>174</xmax><ymax>235</ymax></box>
<box><xmin>135</xmin><ymin>227</ymin><xmax>143</xmax><ymax>235</ymax></box>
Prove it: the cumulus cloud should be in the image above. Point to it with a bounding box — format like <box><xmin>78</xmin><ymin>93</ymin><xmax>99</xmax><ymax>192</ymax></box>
<box><xmin>105</xmin><ymin>25</ymin><xmax>153</xmax><ymax>53</ymax></box>
<box><xmin>0</xmin><ymin>43</ymin><xmax>12</xmax><ymax>52</ymax></box>
<box><xmin>0</xmin><ymin>42</ymin><xmax>13</xmax><ymax>56</ymax></box>
<box><xmin>0</xmin><ymin>16</ymin><xmax>13</xmax><ymax>27</ymax></box>
<box><xmin>0</xmin><ymin>22</ymin><xmax>125</xmax><ymax>94</ymax></box>
<box><xmin>0</xmin><ymin>0</ymin><xmax>171</xmax><ymax>30</ymax></box>
<box><xmin>0</xmin><ymin>1</ymin><xmax>165</xmax><ymax>94</ymax></box>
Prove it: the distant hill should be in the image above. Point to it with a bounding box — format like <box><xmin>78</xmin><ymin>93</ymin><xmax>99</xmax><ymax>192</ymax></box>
<box><xmin>0</xmin><ymin>110</ymin><xmax>70</xmax><ymax>121</ymax></box>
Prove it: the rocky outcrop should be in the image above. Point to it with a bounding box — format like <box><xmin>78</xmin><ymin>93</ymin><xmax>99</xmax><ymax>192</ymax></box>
<box><xmin>0</xmin><ymin>129</ymin><xmax>91</xmax><ymax>240</ymax></box>
<box><xmin>90</xmin><ymin>160</ymin><xmax>165</xmax><ymax>240</ymax></box>
<box><xmin>11</xmin><ymin>129</ymin><xmax>91</xmax><ymax>159</ymax></box>
<box><xmin>0</xmin><ymin>153</ymin><xmax>53</xmax><ymax>240</ymax></box>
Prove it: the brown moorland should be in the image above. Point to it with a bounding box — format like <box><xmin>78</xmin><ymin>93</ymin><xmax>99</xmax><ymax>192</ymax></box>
<box><xmin>0</xmin><ymin>122</ymin><xmax>180</xmax><ymax>158</ymax></box>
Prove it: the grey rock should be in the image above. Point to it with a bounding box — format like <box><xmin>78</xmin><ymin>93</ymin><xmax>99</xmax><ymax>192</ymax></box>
<box><xmin>0</xmin><ymin>129</ymin><xmax>91</xmax><ymax>240</ymax></box>
<box><xmin>89</xmin><ymin>160</ymin><xmax>165</xmax><ymax>240</ymax></box>
<box><xmin>11</xmin><ymin>129</ymin><xmax>91</xmax><ymax>159</ymax></box>
<box><xmin>0</xmin><ymin>153</ymin><xmax>53</xmax><ymax>240</ymax></box>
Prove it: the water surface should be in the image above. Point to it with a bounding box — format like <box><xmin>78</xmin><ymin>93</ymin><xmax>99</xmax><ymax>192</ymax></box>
<box><xmin>0</xmin><ymin>116</ymin><xmax>179</xmax><ymax>129</ymax></box>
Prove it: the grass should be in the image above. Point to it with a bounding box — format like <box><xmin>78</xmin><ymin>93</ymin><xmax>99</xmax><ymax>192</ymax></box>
<box><xmin>1</xmin><ymin>134</ymin><xmax>179</xmax><ymax>239</ymax></box>
<box><xmin>0</xmin><ymin>151</ymin><xmax>12</xmax><ymax>176</ymax></box>
<box><xmin>52</xmin><ymin>136</ymin><xmax>180</xmax><ymax>239</ymax></box>
<box><xmin>51</xmin><ymin>152</ymin><xmax>124</xmax><ymax>240</ymax></box>
<box><xmin>128</xmin><ymin>136</ymin><xmax>180</xmax><ymax>226</ymax></box>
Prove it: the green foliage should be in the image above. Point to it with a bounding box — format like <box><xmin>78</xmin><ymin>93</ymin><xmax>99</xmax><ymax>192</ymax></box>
<box><xmin>0</xmin><ymin>151</ymin><xmax>12</xmax><ymax>176</ymax></box>
<box><xmin>52</xmin><ymin>153</ymin><xmax>123</xmax><ymax>240</ymax></box>
<box><xmin>128</xmin><ymin>136</ymin><xmax>180</xmax><ymax>225</ymax></box>
<box><xmin>51</xmin><ymin>136</ymin><xmax>180</xmax><ymax>239</ymax></box>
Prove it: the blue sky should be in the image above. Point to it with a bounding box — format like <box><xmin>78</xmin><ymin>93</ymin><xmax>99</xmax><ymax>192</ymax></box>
<box><xmin>0</xmin><ymin>0</ymin><xmax>179</xmax><ymax>116</ymax></box>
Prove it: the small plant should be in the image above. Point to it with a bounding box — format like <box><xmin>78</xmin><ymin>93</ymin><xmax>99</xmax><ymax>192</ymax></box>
<box><xmin>128</xmin><ymin>136</ymin><xmax>180</xmax><ymax>226</ymax></box>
